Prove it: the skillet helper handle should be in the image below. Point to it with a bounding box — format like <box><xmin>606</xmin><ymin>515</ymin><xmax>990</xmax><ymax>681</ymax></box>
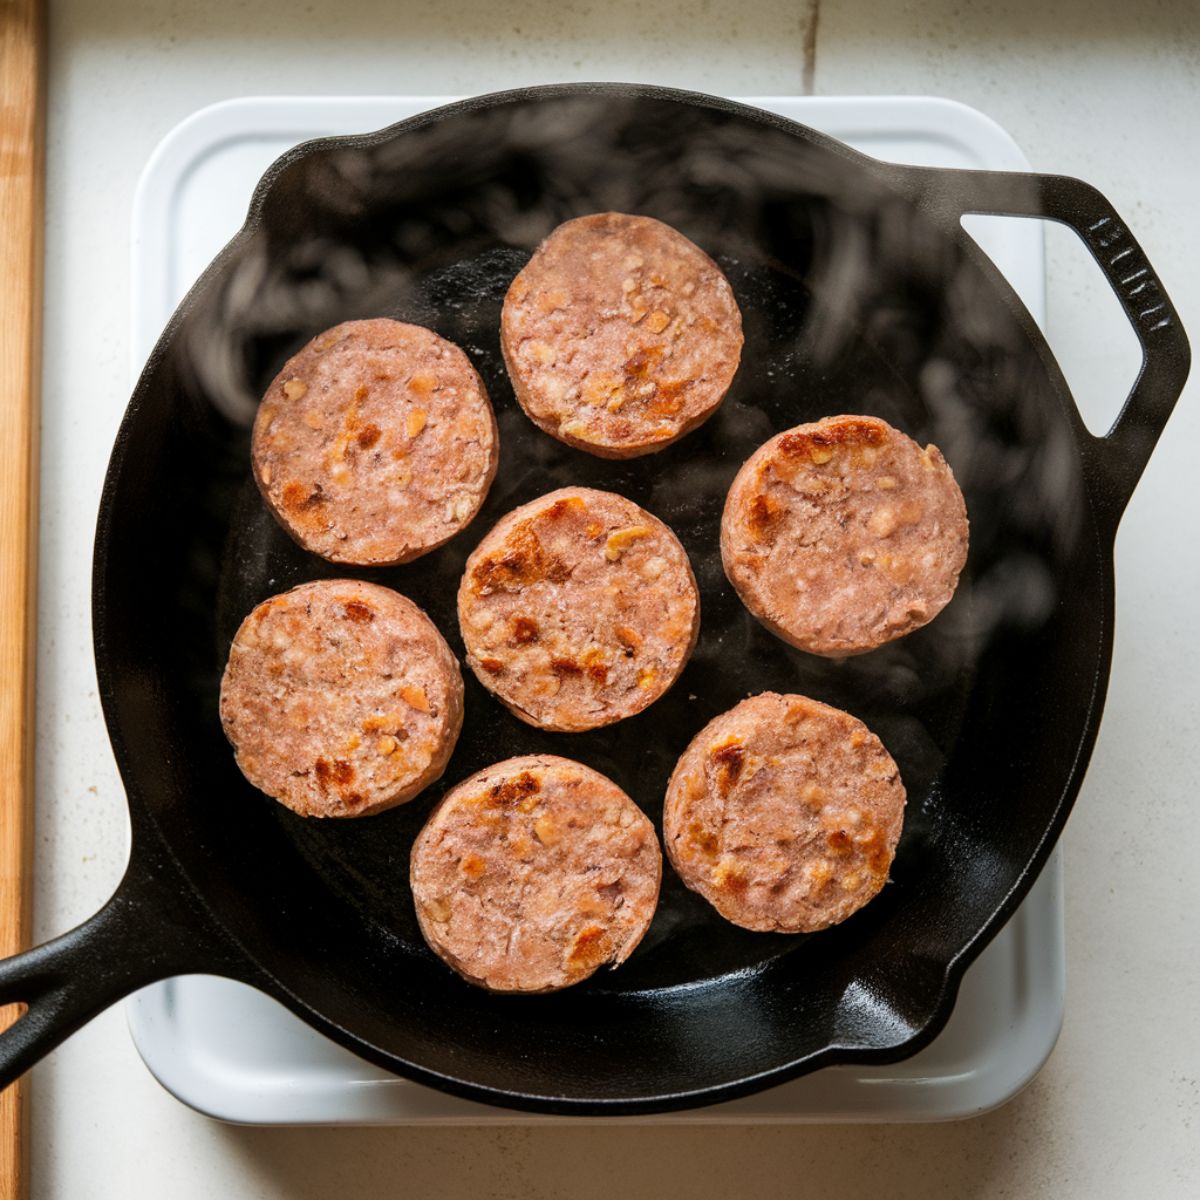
<box><xmin>0</xmin><ymin>839</ymin><xmax>254</xmax><ymax>1091</ymax></box>
<box><xmin>898</xmin><ymin>165</ymin><xmax>1191</xmax><ymax>521</ymax></box>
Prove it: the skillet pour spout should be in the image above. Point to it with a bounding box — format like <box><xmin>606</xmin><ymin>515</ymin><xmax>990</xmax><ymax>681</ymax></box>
<box><xmin>0</xmin><ymin>84</ymin><xmax>1188</xmax><ymax>1110</ymax></box>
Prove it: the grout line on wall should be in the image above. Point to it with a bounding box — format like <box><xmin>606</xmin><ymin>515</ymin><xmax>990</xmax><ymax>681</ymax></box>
<box><xmin>802</xmin><ymin>0</ymin><xmax>821</xmax><ymax>95</ymax></box>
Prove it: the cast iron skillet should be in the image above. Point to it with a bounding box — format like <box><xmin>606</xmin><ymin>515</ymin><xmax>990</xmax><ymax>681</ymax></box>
<box><xmin>0</xmin><ymin>85</ymin><xmax>1188</xmax><ymax>1113</ymax></box>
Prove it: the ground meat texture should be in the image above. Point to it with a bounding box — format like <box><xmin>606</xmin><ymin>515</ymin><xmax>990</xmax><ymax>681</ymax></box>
<box><xmin>663</xmin><ymin>692</ymin><xmax>905</xmax><ymax>933</ymax></box>
<box><xmin>252</xmin><ymin>319</ymin><xmax>498</xmax><ymax>565</ymax></box>
<box><xmin>410</xmin><ymin>755</ymin><xmax>662</xmax><ymax>992</ymax></box>
<box><xmin>721</xmin><ymin>415</ymin><xmax>969</xmax><ymax>657</ymax></box>
<box><xmin>219</xmin><ymin>580</ymin><xmax>464</xmax><ymax>817</ymax></box>
<box><xmin>457</xmin><ymin>487</ymin><xmax>700</xmax><ymax>732</ymax></box>
<box><xmin>501</xmin><ymin>213</ymin><xmax>743</xmax><ymax>458</ymax></box>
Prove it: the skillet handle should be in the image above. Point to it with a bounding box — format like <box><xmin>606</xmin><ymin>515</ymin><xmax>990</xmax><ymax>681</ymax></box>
<box><xmin>0</xmin><ymin>834</ymin><xmax>254</xmax><ymax>1091</ymax></box>
<box><xmin>895</xmin><ymin>165</ymin><xmax>1191</xmax><ymax>522</ymax></box>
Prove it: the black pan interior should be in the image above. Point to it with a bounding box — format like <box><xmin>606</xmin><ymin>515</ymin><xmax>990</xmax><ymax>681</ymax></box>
<box><xmin>95</xmin><ymin>87</ymin><xmax>1105</xmax><ymax>1111</ymax></box>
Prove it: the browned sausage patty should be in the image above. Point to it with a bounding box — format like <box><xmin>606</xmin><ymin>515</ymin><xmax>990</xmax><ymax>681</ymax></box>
<box><xmin>458</xmin><ymin>488</ymin><xmax>700</xmax><ymax>732</ymax></box>
<box><xmin>219</xmin><ymin>580</ymin><xmax>463</xmax><ymax>817</ymax></box>
<box><xmin>721</xmin><ymin>415</ymin><xmax>969</xmax><ymax>656</ymax></box>
<box><xmin>663</xmin><ymin>692</ymin><xmax>905</xmax><ymax>933</ymax></box>
<box><xmin>501</xmin><ymin>213</ymin><xmax>743</xmax><ymax>458</ymax></box>
<box><xmin>410</xmin><ymin>755</ymin><xmax>662</xmax><ymax>993</ymax></box>
<box><xmin>252</xmin><ymin>319</ymin><xmax>498</xmax><ymax>565</ymax></box>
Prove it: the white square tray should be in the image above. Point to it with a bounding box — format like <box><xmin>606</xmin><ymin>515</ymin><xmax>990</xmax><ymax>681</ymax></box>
<box><xmin>127</xmin><ymin>94</ymin><xmax>1063</xmax><ymax>1124</ymax></box>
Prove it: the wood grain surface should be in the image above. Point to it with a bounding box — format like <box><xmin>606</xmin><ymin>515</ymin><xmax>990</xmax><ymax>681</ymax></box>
<box><xmin>0</xmin><ymin>0</ymin><xmax>45</xmax><ymax>1197</ymax></box>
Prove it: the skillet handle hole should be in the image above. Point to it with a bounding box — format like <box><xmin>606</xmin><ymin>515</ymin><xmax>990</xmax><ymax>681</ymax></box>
<box><xmin>962</xmin><ymin>213</ymin><xmax>1143</xmax><ymax>438</ymax></box>
<box><xmin>0</xmin><ymin>1005</ymin><xmax>25</xmax><ymax>1038</ymax></box>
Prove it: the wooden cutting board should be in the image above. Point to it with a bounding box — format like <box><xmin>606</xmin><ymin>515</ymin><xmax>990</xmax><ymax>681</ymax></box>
<box><xmin>0</xmin><ymin>0</ymin><xmax>45</xmax><ymax>1197</ymax></box>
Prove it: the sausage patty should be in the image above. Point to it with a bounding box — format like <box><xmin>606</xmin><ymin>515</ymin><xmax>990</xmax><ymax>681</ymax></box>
<box><xmin>252</xmin><ymin>319</ymin><xmax>498</xmax><ymax>565</ymax></box>
<box><xmin>458</xmin><ymin>487</ymin><xmax>700</xmax><ymax>732</ymax></box>
<box><xmin>219</xmin><ymin>579</ymin><xmax>463</xmax><ymax>817</ymax></box>
<box><xmin>501</xmin><ymin>213</ymin><xmax>743</xmax><ymax>458</ymax></box>
<box><xmin>663</xmin><ymin>692</ymin><xmax>905</xmax><ymax>933</ymax></box>
<box><xmin>721</xmin><ymin>415</ymin><xmax>969</xmax><ymax>656</ymax></box>
<box><xmin>410</xmin><ymin>755</ymin><xmax>662</xmax><ymax>993</ymax></box>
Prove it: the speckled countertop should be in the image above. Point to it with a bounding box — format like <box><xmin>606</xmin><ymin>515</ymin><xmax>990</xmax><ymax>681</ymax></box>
<box><xmin>33</xmin><ymin>1</ymin><xmax>1199</xmax><ymax>1196</ymax></box>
